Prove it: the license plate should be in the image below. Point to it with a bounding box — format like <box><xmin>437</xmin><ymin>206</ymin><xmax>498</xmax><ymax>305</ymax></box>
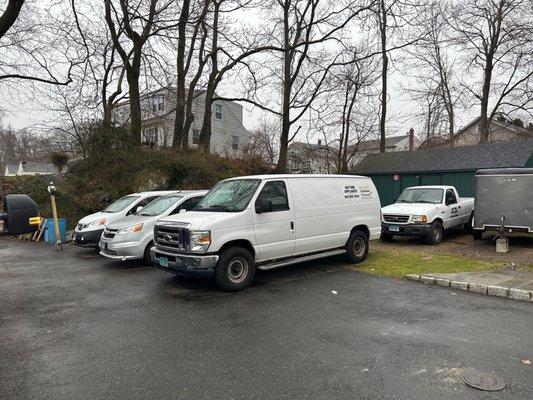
<box><xmin>159</xmin><ymin>256</ymin><xmax>169</xmax><ymax>267</ymax></box>
<box><xmin>389</xmin><ymin>225</ymin><xmax>400</xmax><ymax>232</ymax></box>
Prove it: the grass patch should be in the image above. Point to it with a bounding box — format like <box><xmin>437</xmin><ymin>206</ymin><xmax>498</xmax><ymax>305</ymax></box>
<box><xmin>358</xmin><ymin>249</ymin><xmax>498</xmax><ymax>279</ymax></box>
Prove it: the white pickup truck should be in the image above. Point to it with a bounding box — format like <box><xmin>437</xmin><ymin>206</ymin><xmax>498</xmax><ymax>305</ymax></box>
<box><xmin>380</xmin><ymin>186</ymin><xmax>474</xmax><ymax>244</ymax></box>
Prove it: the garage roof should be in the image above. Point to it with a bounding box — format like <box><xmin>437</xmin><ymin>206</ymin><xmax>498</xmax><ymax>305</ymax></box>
<box><xmin>352</xmin><ymin>139</ymin><xmax>533</xmax><ymax>174</ymax></box>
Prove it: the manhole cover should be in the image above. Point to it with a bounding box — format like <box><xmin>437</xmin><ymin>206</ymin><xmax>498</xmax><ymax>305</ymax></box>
<box><xmin>461</xmin><ymin>368</ymin><xmax>505</xmax><ymax>391</ymax></box>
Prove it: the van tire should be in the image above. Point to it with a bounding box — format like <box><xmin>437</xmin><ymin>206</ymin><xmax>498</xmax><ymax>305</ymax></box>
<box><xmin>426</xmin><ymin>220</ymin><xmax>443</xmax><ymax>245</ymax></box>
<box><xmin>143</xmin><ymin>241</ymin><xmax>153</xmax><ymax>265</ymax></box>
<box><xmin>346</xmin><ymin>230</ymin><xmax>369</xmax><ymax>263</ymax></box>
<box><xmin>215</xmin><ymin>247</ymin><xmax>255</xmax><ymax>291</ymax></box>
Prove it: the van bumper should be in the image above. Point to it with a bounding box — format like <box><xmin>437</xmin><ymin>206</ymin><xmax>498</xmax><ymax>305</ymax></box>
<box><xmin>72</xmin><ymin>229</ymin><xmax>104</xmax><ymax>247</ymax></box>
<box><xmin>99</xmin><ymin>239</ymin><xmax>144</xmax><ymax>261</ymax></box>
<box><xmin>382</xmin><ymin>223</ymin><xmax>432</xmax><ymax>236</ymax></box>
<box><xmin>150</xmin><ymin>247</ymin><xmax>218</xmax><ymax>277</ymax></box>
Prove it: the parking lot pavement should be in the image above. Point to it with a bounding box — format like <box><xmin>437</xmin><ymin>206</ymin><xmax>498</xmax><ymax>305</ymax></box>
<box><xmin>1</xmin><ymin>239</ymin><xmax>532</xmax><ymax>400</ymax></box>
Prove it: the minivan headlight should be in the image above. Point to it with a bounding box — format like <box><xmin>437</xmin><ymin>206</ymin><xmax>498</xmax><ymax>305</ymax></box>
<box><xmin>412</xmin><ymin>215</ymin><xmax>428</xmax><ymax>223</ymax></box>
<box><xmin>117</xmin><ymin>223</ymin><xmax>143</xmax><ymax>235</ymax></box>
<box><xmin>87</xmin><ymin>218</ymin><xmax>107</xmax><ymax>229</ymax></box>
<box><xmin>190</xmin><ymin>230</ymin><xmax>211</xmax><ymax>253</ymax></box>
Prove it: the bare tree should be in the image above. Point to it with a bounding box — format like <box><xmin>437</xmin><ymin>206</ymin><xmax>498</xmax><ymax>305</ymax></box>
<box><xmin>449</xmin><ymin>0</ymin><xmax>533</xmax><ymax>143</ymax></box>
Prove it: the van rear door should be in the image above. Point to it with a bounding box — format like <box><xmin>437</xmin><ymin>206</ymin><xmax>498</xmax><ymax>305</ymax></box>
<box><xmin>252</xmin><ymin>180</ymin><xmax>295</xmax><ymax>262</ymax></box>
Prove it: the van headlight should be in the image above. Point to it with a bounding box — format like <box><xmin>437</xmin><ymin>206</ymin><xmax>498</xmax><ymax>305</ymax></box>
<box><xmin>412</xmin><ymin>215</ymin><xmax>428</xmax><ymax>223</ymax></box>
<box><xmin>190</xmin><ymin>230</ymin><xmax>211</xmax><ymax>253</ymax></box>
<box><xmin>87</xmin><ymin>218</ymin><xmax>107</xmax><ymax>229</ymax></box>
<box><xmin>117</xmin><ymin>223</ymin><xmax>143</xmax><ymax>235</ymax></box>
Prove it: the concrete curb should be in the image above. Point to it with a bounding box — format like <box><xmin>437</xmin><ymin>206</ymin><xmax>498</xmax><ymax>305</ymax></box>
<box><xmin>405</xmin><ymin>274</ymin><xmax>533</xmax><ymax>302</ymax></box>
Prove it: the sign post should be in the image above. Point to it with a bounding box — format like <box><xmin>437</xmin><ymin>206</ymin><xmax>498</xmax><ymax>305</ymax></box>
<box><xmin>47</xmin><ymin>182</ymin><xmax>62</xmax><ymax>251</ymax></box>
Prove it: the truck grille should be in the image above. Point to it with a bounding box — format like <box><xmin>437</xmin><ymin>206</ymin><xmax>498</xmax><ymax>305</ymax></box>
<box><xmin>383</xmin><ymin>214</ymin><xmax>410</xmax><ymax>223</ymax></box>
<box><xmin>76</xmin><ymin>223</ymin><xmax>88</xmax><ymax>231</ymax></box>
<box><xmin>102</xmin><ymin>228</ymin><xmax>118</xmax><ymax>239</ymax></box>
<box><xmin>154</xmin><ymin>225</ymin><xmax>190</xmax><ymax>251</ymax></box>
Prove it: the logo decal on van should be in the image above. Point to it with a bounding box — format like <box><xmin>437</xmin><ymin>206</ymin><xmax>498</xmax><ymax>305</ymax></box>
<box><xmin>360</xmin><ymin>186</ymin><xmax>373</xmax><ymax>197</ymax></box>
<box><xmin>344</xmin><ymin>185</ymin><xmax>359</xmax><ymax>199</ymax></box>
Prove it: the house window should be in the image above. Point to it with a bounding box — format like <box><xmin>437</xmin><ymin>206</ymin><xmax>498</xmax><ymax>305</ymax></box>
<box><xmin>192</xmin><ymin>129</ymin><xmax>200</xmax><ymax>145</ymax></box>
<box><xmin>231</xmin><ymin>135</ymin><xmax>239</xmax><ymax>150</ymax></box>
<box><xmin>214</xmin><ymin>103</ymin><xmax>223</xmax><ymax>120</ymax></box>
<box><xmin>152</xmin><ymin>94</ymin><xmax>164</xmax><ymax>113</ymax></box>
<box><xmin>143</xmin><ymin>126</ymin><xmax>159</xmax><ymax>145</ymax></box>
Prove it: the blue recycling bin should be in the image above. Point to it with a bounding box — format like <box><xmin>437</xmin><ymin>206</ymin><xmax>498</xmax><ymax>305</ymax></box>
<box><xmin>44</xmin><ymin>218</ymin><xmax>67</xmax><ymax>244</ymax></box>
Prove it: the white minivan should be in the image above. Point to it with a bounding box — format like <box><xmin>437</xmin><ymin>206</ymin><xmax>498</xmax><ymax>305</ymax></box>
<box><xmin>99</xmin><ymin>191</ymin><xmax>207</xmax><ymax>263</ymax></box>
<box><xmin>151</xmin><ymin>175</ymin><xmax>381</xmax><ymax>291</ymax></box>
<box><xmin>73</xmin><ymin>191</ymin><xmax>176</xmax><ymax>248</ymax></box>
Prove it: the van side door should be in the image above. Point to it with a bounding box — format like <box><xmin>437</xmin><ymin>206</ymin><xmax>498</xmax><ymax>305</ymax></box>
<box><xmin>251</xmin><ymin>180</ymin><xmax>295</xmax><ymax>262</ymax></box>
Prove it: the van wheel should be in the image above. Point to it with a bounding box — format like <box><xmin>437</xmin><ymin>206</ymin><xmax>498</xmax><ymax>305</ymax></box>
<box><xmin>380</xmin><ymin>232</ymin><xmax>394</xmax><ymax>241</ymax></box>
<box><xmin>472</xmin><ymin>229</ymin><xmax>483</xmax><ymax>240</ymax></box>
<box><xmin>215</xmin><ymin>247</ymin><xmax>255</xmax><ymax>291</ymax></box>
<box><xmin>346</xmin><ymin>230</ymin><xmax>369</xmax><ymax>263</ymax></box>
<box><xmin>426</xmin><ymin>221</ymin><xmax>443</xmax><ymax>245</ymax></box>
<box><xmin>143</xmin><ymin>241</ymin><xmax>154</xmax><ymax>265</ymax></box>
<box><xmin>464</xmin><ymin>212</ymin><xmax>474</xmax><ymax>234</ymax></box>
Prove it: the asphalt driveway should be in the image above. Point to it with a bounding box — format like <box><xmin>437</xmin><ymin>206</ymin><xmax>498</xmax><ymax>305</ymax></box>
<box><xmin>1</xmin><ymin>239</ymin><xmax>532</xmax><ymax>400</ymax></box>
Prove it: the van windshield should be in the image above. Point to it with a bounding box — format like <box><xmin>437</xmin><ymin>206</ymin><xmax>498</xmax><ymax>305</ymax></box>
<box><xmin>397</xmin><ymin>188</ymin><xmax>443</xmax><ymax>204</ymax></box>
<box><xmin>136</xmin><ymin>195</ymin><xmax>183</xmax><ymax>216</ymax></box>
<box><xmin>102</xmin><ymin>195</ymin><xmax>141</xmax><ymax>213</ymax></box>
<box><xmin>193</xmin><ymin>179</ymin><xmax>261</xmax><ymax>212</ymax></box>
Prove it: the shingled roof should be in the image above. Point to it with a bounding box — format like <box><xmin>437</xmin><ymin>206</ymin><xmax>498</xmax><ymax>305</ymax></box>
<box><xmin>352</xmin><ymin>139</ymin><xmax>533</xmax><ymax>174</ymax></box>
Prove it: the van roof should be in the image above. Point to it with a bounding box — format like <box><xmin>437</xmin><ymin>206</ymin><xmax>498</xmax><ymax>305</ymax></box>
<box><xmin>225</xmin><ymin>174</ymin><xmax>371</xmax><ymax>180</ymax></box>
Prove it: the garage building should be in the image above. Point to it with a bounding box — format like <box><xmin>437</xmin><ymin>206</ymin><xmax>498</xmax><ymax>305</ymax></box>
<box><xmin>352</xmin><ymin>139</ymin><xmax>533</xmax><ymax>206</ymax></box>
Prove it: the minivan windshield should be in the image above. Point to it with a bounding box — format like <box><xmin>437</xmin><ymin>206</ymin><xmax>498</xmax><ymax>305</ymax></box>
<box><xmin>102</xmin><ymin>195</ymin><xmax>141</xmax><ymax>213</ymax></box>
<box><xmin>193</xmin><ymin>179</ymin><xmax>261</xmax><ymax>212</ymax></box>
<box><xmin>136</xmin><ymin>195</ymin><xmax>183</xmax><ymax>216</ymax></box>
<box><xmin>397</xmin><ymin>188</ymin><xmax>443</xmax><ymax>204</ymax></box>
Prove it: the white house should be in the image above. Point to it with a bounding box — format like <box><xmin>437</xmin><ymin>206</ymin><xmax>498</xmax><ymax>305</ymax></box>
<box><xmin>2</xmin><ymin>161</ymin><xmax>56</xmax><ymax>176</ymax></box>
<box><xmin>4</xmin><ymin>164</ymin><xmax>18</xmax><ymax>176</ymax></box>
<box><xmin>113</xmin><ymin>87</ymin><xmax>250</xmax><ymax>157</ymax></box>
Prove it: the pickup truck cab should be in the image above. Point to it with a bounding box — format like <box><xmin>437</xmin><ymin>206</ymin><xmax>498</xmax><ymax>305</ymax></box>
<box><xmin>99</xmin><ymin>190</ymin><xmax>207</xmax><ymax>263</ymax></box>
<box><xmin>381</xmin><ymin>185</ymin><xmax>474</xmax><ymax>244</ymax></box>
<box><xmin>73</xmin><ymin>191</ymin><xmax>176</xmax><ymax>248</ymax></box>
<box><xmin>151</xmin><ymin>174</ymin><xmax>381</xmax><ymax>291</ymax></box>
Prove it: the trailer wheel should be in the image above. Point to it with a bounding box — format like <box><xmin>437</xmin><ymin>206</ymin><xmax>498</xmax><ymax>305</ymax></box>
<box><xmin>346</xmin><ymin>230</ymin><xmax>369</xmax><ymax>263</ymax></box>
<box><xmin>472</xmin><ymin>229</ymin><xmax>483</xmax><ymax>240</ymax></box>
<box><xmin>426</xmin><ymin>220</ymin><xmax>443</xmax><ymax>245</ymax></box>
<box><xmin>215</xmin><ymin>247</ymin><xmax>255</xmax><ymax>291</ymax></box>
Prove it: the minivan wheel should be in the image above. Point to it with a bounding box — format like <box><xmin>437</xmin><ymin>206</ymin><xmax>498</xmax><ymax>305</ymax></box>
<box><xmin>215</xmin><ymin>247</ymin><xmax>255</xmax><ymax>291</ymax></box>
<box><xmin>426</xmin><ymin>221</ymin><xmax>443</xmax><ymax>245</ymax></box>
<box><xmin>144</xmin><ymin>241</ymin><xmax>153</xmax><ymax>265</ymax></box>
<box><xmin>346</xmin><ymin>230</ymin><xmax>369</xmax><ymax>263</ymax></box>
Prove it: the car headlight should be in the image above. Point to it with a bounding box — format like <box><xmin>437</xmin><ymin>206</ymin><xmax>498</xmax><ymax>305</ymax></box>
<box><xmin>117</xmin><ymin>223</ymin><xmax>143</xmax><ymax>235</ymax></box>
<box><xmin>189</xmin><ymin>230</ymin><xmax>211</xmax><ymax>253</ymax></box>
<box><xmin>87</xmin><ymin>218</ymin><xmax>107</xmax><ymax>229</ymax></box>
<box><xmin>412</xmin><ymin>215</ymin><xmax>428</xmax><ymax>223</ymax></box>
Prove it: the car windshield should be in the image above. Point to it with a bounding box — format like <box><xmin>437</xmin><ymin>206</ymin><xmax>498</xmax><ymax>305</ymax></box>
<box><xmin>102</xmin><ymin>195</ymin><xmax>141</xmax><ymax>213</ymax></box>
<box><xmin>193</xmin><ymin>179</ymin><xmax>261</xmax><ymax>212</ymax></box>
<box><xmin>136</xmin><ymin>195</ymin><xmax>183</xmax><ymax>216</ymax></box>
<box><xmin>397</xmin><ymin>188</ymin><xmax>443</xmax><ymax>204</ymax></box>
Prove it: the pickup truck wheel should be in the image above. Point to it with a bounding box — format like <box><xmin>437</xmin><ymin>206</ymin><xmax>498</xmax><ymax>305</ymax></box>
<box><xmin>346</xmin><ymin>230</ymin><xmax>369</xmax><ymax>263</ymax></box>
<box><xmin>215</xmin><ymin>247</ymin><xmax>255</xmax><ymax>291</ymax></box>
<box><xmin>464</xmin><ymin>212</ymin><xmax>474</xmax><ymax>234</ymax></box>
<box><xmin>380</xmin><ymin>232</ymin><xmax>394</xmax><ymax>241</ymax></box>
<box><xmin>143</xmin><ymin>241</ymin><xmax>154</xmax><ymax>265</ymax></box>
<box><xmin>472</xmin><ymin>229</ymin><xmax>483</xmax><ymax>240</ymax></box>
<box><xmin>426</xmin><ymin>221</ymin><xmax>443</xmax><ymax>245</ymax></box>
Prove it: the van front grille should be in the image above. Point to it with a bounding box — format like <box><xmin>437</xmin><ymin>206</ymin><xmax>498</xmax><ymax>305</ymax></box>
<box><xmin>155</xmin><ymin>226</ymin><xmax>190</xmax><ymax>251</ymax></box>
<box><xmin>383</xmin><ymin>214</ymin><xmax>410</xmax><ymax>223</ymax></box>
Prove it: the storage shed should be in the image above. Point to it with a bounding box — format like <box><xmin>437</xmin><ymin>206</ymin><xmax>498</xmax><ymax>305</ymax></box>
<box><xmin>352</xmin><ymin>140</ymin><xmax>533</xmax><ymax>206</ymax></box>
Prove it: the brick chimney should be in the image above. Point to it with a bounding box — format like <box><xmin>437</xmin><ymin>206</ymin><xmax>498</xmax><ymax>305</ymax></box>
<box><xmin>408</xmin><ymin>128</ymin><xmax>414</xmax><ymax>151</ymax></box>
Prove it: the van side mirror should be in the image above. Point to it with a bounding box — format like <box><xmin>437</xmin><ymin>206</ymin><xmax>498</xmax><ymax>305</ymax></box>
<box><xmin>1</xmin><ymin>194</ymin><xmax>40</xmax><ymax>235</ymax></box>
<box><xmin>179</xmin><ymin>208</ymin><xmax>187</xmax><ymax>214</ymax></box>
<box><xmin>255</xmin><ymin>199</ymin><xmax>273</xmax><ymax>214</ymax></box>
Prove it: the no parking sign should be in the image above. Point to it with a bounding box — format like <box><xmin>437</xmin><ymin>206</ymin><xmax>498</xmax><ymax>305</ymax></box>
<box><xmin>393</xmin><ymin>174</ymin><xmax>400</xmax><ymax>181</ymax></box>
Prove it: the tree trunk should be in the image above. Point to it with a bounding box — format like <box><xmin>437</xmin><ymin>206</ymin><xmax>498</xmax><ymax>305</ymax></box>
<box><xmin>126</xmin><ymin>67</ymin><xmax>142</xmax><ymax>145</ymax></box>
<box><xmin>378</xmin><ymin>0</ymin><xmax>388</xmax><ymax>153</ymax></box>
<box><xmin>479</xmin><ymin>55</ymin><xmax>494</xmax><ymax>143</ymax></box>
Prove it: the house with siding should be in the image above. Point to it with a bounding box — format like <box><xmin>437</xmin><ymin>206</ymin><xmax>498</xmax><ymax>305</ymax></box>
<box><xmin>3</xmin><ymin>164</ymin><xmax>18</xmax><ymax>176</ymax></box>
<box><xmin>352</xmin><ymin>139</ymin><xmax>533</xmax><ymax>206</ymax></box>
<box><xmin>113</xmin><ymin>87</ymin><xmax>250</xmax><ymax>156</ymax></box>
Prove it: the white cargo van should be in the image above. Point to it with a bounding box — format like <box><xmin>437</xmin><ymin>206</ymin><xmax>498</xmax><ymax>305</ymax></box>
<box><xmin>151</xmin><ymin>175</ymin><xmax>381</xmax><ymax>291</ymax></box>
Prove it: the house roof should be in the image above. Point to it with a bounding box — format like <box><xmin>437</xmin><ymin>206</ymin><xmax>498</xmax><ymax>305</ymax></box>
<box><xmin>352</xmin><ymin>139</ymin><xmax>533</xmax><ymax>174</ymax></box>
<box><xmin>19</xmin><ymin>161</ymin><xmax>56</xmax><ymax>174</ymax></box>
<box><xmin>289</xmin><ymin>135</ymin><xmax>410</xmax><ymax>154</ymax></box>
